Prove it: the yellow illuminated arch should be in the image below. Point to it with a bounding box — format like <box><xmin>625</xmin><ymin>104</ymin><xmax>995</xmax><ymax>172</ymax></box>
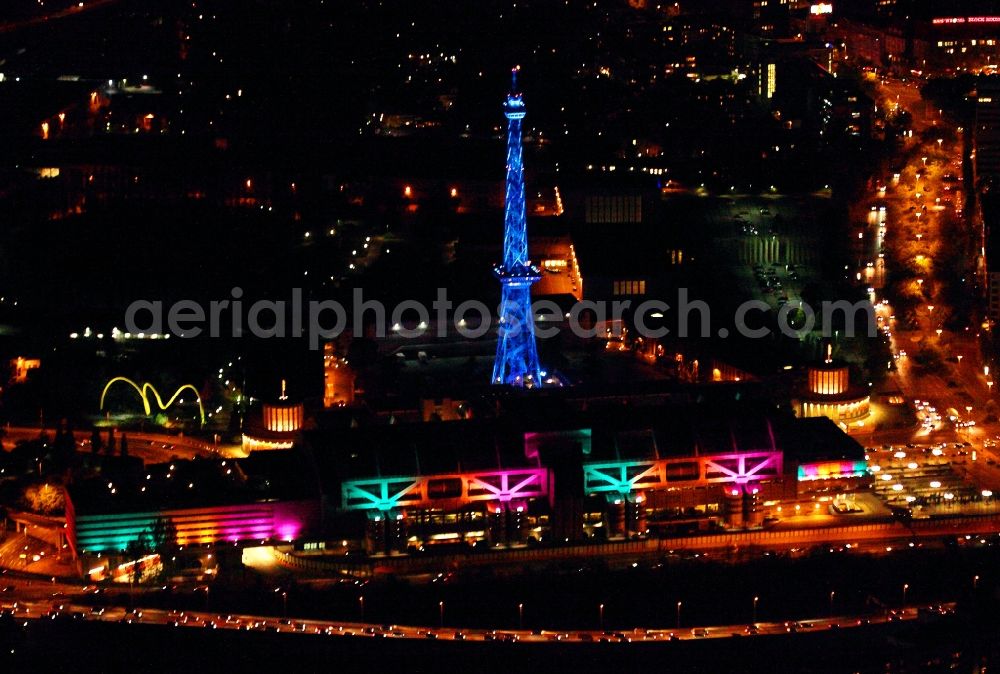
<box><xmin>100</xmin><ymin>377</ymin><xmax>206</xmax><ymax>426</ymax></box>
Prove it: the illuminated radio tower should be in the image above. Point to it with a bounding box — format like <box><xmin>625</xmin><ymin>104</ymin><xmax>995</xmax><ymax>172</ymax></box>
<box><xmin>492</xmin><ymin>67</ymin><xmax>542</xmax><ymax>387</ymax></box>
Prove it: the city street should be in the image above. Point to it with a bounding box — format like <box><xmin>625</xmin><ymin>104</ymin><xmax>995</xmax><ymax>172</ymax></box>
<box><xmin>865</xmin><ymin>75</ymin><xmax>994</xmax><ymax>460</ymax></box>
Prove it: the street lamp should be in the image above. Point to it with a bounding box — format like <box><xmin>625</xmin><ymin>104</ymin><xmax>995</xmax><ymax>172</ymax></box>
<box><xmin>282</xmin><ymin>591</ymin><xmax>288</xmax><ymax>618</ymax></box>
<box><xmin>937</xmin><ymin>138</ymin><xmax>943</xmax><ymax>149</ymax></box>
<box><xmin>519</xmin><ymin>603</ymin><xmax>524</xmax><ymax>630</ymax></box>
<box><xmin>676</xmin><ymin>601</ymin><xmax>682</xmax><ymax>629</ymax></box>
<box><xmin>599</xmin><ymin>603</ymin><xmax>605</xmax><ymax>631</ymax></box>
<box><xmin>903</xmin><ymin>583</ymin><xmax>909</xmax><ymax>607</ymax></box>
<box><xmin>359</xmin><ymin>595</ymin><xmax>365</xmax><ymax>621</ymax></box>
<box><xmin>829</xmin><ymin>591</ymin><xmax>835</xmax><ymax>616</ymax></box>
<box><xmin>439</xmin><ymin>601</ymin><xmax>444</xmax><ymax>628</ymax></box>
<box><xmin>753</xmin><ymin>596</ymin><xmax>759</xmax><ymax>623</ymax></box>
<box><xmin>922</xmin><ymin>156</ymin><xmax>927</xmax><ymax>166</ymax></box>
<box><xmin>974</xmin><ymin>575</ymin><xmax>980</xmax><ymax>590</ymax></box>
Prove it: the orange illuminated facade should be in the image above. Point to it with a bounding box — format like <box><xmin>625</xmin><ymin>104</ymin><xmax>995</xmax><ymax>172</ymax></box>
<box><xmin>795</xmin><ymin>354</ymin><xmax>870</xmax><ymax>427</ymax></box>
<box><xmin>10</xmin><ymin>356</ymin><xmax>41</xmax><ymax>383</ymax></box>
<box><xmin>263</xmin><ymin>402</ymin><xmax>303</xmax><ymax>433</ymax></box>
<box><xmin>242</xmin><ymin>380</ymin><xmax>307</xmax><ymax>452</ymax></box>
<box><xmin>323</xmin><ymin>342</ymin><xmax>355</xmax><ymax>407</ymax></box>
<box><xmin>807</xmin><ymin>366</ymin><xmax>849</xmax><ymax>395</ymax></box>
<box><xmin>531</xmin><ymin>236</ymin><xmax>583</xmax><ymax>300</ymax></box>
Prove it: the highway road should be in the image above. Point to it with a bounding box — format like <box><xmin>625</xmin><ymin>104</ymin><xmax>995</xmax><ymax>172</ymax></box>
<box><xmin>0</xmin><ymin>595</ymin><xmax>951</xmax><ymax>645</ymax></box>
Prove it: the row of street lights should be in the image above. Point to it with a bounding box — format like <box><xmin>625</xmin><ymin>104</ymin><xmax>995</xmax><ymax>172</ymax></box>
<box><xmin>351</xmin><ymin>575</ymin><xmax>986</xmax><ymax>630</ymax></box>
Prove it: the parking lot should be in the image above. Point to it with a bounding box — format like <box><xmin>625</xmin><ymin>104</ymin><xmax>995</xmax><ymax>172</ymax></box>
<box><xmin>866</xmin><ymin>440</ymin><xmax>997</xmax><ymax>516</ymax></box>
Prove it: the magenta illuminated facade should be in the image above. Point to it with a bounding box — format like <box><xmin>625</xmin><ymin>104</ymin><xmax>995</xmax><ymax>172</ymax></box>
<box><xmin>582</xmin><ymin>449</ymin><xmax>786</xmax><ymax>534</ymax></box>
<box><xmin>342</xmin><ymin>468</ymin><xmax>551</xmax><ymax>553</ymax></box>
<box><xmin>342</xmin><ymin>468</ymin><xmax>550</xmax><ymax>512</ymax></box>
<box><xmin>340</xmin><ymin>421</ymin><xmax>801</xmax><ymax>548</ymax></box>
<box><xmin>332</xmin><ymin>414</ymin><xmax>865</xmax><ymax>548</ymax></box>
<box><xmin>582</xmin><ymin>450</ymin><xmax>783</xmax><ymax>496</ymax></box>
<box><xmin>65</xmin><ymin>496</ymin><xmax>321</xmax><ymax>559</ymax></box>
<box><xmin>798</xmin><ymin>459</ymin><xmax>868</xmax><ymax>482</ymax></box>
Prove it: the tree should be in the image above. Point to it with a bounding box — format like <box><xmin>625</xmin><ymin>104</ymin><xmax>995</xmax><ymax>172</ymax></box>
<box><xmin>22</xmin><ymin>483</ymin><xmax>65</xmax><ymax>515</ymax></box>
<box><xmin>149</xmin><ymin>517</ymin><xmax>178</xmax><ymax>579</ymax></box>
<box><xmin>911</xmin><ymin>344</ymin><xmax>946</xmax><ymax>374</ymax></box>
<box><xmin>123</xmin><ymin>531</ymin><xmax>153</xmax><ymax>591</ymax></box>
<box><xmin>53</xmin><ymin>420</ymin><xmax>76</xmax><ymax>466</ymax></box>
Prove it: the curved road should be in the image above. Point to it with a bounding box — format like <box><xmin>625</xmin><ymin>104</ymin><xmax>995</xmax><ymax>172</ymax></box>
<box><xmin>0</xmin><ymin>0</ymin><xmax>121</xmax><ymax>35</ymax></box>
<box><xmin>1</xmin><ymin>425</ymin><xmax>244</xmax><ymax>463</ymax></box>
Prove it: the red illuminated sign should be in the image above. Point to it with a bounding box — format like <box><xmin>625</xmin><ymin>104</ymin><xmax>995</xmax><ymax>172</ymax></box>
<box><xmin>933</xmin><ymin>16</ymin><xmax>1000</xmax><ymax>25</ymax></box>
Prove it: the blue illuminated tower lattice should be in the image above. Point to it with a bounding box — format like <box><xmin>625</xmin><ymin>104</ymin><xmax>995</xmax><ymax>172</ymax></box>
<box><xmin>492</xmin><ymin>68</ymin><xmax>543</xmax><ymax>387</ymax></box>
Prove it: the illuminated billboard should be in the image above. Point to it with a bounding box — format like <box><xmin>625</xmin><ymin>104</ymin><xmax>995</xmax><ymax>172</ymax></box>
<box><xmin>932</xmin><ymin>16</ymin><xmax>1000</xmax><ymax>25</ymax></box>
